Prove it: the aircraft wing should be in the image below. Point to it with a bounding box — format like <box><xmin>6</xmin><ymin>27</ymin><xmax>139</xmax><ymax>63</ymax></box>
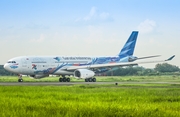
<box><xmin>66</xmin><ymin>55</ymin><xmax>175</xmax><ymax>71</ymax></box>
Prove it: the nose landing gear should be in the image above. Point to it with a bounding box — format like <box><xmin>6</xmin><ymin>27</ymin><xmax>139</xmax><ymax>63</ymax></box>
<box><xmin>18</xmin><ymin>74</ymin><xmax>23</xmax><ymax>82</ymax></box>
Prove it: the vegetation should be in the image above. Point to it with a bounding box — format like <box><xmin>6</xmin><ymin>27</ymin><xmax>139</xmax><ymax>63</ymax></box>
<box><xmin>1</xmin><ymin>75</ymin><xmax>180</xmax><ymax>82</ymax></box>
<box><xmin>0</xmin><ymin>84</ymin><xmax>180</xmax><ymax>117</ymax></box>
<box><xmin>106</xmin><ymin>63</ymin><xmax>180</xmax><ymax>76</ymax></box>
<box><xmin>0</xmin><ymin>63</ymin><xmax>179</xmax><ymax>76</ymax></box>
<box><xmin>155</xmin><ymin>63</ymin><xmax>179</xmax><ymax>72</ymax></box>
<box><xmin>0</xmin><ymin>65</ymin><xmax>15</xmax><ymax>76</ymax></box>
<box><xmin>0</xmin><ymin>63</ymin><xmax>179</xmax><ymax>116</ymax></box>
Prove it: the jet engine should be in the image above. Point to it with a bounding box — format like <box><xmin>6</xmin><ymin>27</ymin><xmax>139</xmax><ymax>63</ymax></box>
<box><xmin>30</xmin><ymin>75</ymin><xmax>49</xmax><ymax>79</ymax></box>
<box><xmin>74</xmin><ymin>69</ymin><xmax>95</xmax><ymax>79</ymax></box>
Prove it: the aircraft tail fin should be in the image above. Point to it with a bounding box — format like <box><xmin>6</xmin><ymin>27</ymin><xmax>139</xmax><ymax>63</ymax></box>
<box><xmin>118</xmin><ymin>31</ymin><xmax>138</xmax><ymax>58</ymax></box>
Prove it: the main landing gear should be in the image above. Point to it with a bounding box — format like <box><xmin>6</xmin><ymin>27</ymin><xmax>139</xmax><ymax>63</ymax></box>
<box><xmin>18</xmin><ymin>74</ymin><xmax>23</xmax><ymax>82</ymax></box>
<box><xmin>85</xmin><ymin>77</ymin><xmax>96</xmax><ymax>82</ymax></box>
<box><xmin>59</xmin><ymin>76</ymin><xmax>70</xmax><ymax>82</ymax></box>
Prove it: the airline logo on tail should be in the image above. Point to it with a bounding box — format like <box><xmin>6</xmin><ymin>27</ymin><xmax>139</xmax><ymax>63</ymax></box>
<box><xmin>119</xmin><ymin>31</ymin><xmax>138</xmax><ymax>59</ymax></box>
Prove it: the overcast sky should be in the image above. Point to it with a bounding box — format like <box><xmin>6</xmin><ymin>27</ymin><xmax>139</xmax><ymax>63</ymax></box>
<box><xmin>0</xmin><ymin>0</ymin><xmax>179</xmax><ymax>68</ymax></box>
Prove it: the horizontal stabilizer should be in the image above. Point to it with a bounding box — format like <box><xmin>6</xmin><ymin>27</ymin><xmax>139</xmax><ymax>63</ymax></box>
<box><xmin>137</xmin><ymin>55</ymin><xmax>161</xmax><ymax>60</ymax></box>
<box><xmin>165</xmin><ymin>55</ymin><xmax>175</xmax><ymax>61</ymax></box>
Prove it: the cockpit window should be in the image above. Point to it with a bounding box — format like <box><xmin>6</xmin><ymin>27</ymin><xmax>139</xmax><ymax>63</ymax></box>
<box><xmin>7</xmin><ymin>61</ymin><xmax>16</xmax><ymax>63</ymax></box>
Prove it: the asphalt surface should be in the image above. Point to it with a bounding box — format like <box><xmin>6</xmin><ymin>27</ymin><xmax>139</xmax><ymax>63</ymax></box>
<box><xmin>0</xmin><ymin>82</ymin><xmax>180</xmax><ymax>86</ymax></box>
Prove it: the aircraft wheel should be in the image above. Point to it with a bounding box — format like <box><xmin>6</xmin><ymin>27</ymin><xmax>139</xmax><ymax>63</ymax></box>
<box><xmin>59</xmin><ymin>78</ymin><xmax>63</xmax><ymax>82</ymax></box>
<box><xmin>92</xmin><ymin>78</ymin><xmax>96</xmax><ymax>82</ymax></box>
<box><xmin>88</xmin><ymin>78</ymin><xmax>92</xmax><ymax>82</ymax></box>
<box><xmin>63</xmin><ymin>78</ymin><xmax>67</xmax><ymax>82</ymax></box>
<box><xmin>85</xmin><ymin>79</ymin><xmax>88</xmax><ymax>82</ymax></box>
<box><xmin>67</xmin><ymin>78</ymin><xmax>70</xmax><ymax>82</ymax></box>
<box><xmin>18</xmin><ymin>79</ymin><xmax>23</xmax><ymax>82</ymax></box>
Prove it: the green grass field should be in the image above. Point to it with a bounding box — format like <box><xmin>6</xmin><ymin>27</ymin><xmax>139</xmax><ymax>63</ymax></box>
<box><xmin>0</xmin><ymin>76</ymin><xmax>180</xmax><ymax>117</ymax></box>
<box><xmin>0</xmin><ymin>75</ymin><xmax>180</xmax><ymax>82</ymax></box>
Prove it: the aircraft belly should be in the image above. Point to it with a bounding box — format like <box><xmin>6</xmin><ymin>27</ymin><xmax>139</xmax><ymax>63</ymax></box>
<box><xmin>20</xmin><ymin>69</ymin><xmax>34</xmax><ymax>75</ymax></box>
<box><xmin>53</xmin><ymin>70</ymin><xmax>73</xmax><ymax>75</ymax></box>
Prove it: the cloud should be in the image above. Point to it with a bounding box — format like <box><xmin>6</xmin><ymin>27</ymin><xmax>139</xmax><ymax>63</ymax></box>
<box><xmin>83</xmin><ymin>7</ymin><xmax>97</xmax><ymax>21</ymax></box>
<box><xmin>30</xmin><ymin>34</ymin><xmax>45</xmax><ymax>42</ymax></box>
<box><xmin>137</xmin><ymin>19</ymin><xmax>156</xmax><ymax>33</ymax></box>
<box><xmin>100</xmin><ymin>12</ymin><xmax>110</xmax><ymax>20</ymax></box>
<box><xmin>75</xmin><ymin>6</ymin><xmax>113</xmax><ymax>23</ymax></box>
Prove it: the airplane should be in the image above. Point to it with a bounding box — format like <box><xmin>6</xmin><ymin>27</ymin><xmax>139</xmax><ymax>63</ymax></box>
<box><xmin>3</xmin><ymin>31</ymin><xmax>175</xmax><ymax>82</ymax></box>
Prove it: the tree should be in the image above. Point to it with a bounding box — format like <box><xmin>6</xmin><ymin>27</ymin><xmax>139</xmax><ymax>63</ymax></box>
<box><xmin>0</xmin><ymin>65</ymin><xmax>15</xmax><ymax>76</ymax></box>
<box><xmin>154</xmin><ymin>63</ymin><xmax>180</xmax><ymax>72</ymax></box>
<box><xmin>107</xmin><ymin>66</ymin><xmax>144</xmax><ymax>76</ymax></box>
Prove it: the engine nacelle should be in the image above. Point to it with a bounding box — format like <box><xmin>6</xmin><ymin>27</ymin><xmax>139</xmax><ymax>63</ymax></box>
<box><xmin>30</xmin><ymin>75</ymin><xmax>49</xmax><ymax>79</ymax></box>
<box><xmin>74</xmin><ymin>69</ymin><xmax>95</xmax><ymax>79</ymax></box>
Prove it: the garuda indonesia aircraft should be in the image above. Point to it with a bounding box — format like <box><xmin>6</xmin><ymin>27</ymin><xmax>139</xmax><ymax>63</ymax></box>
<box><xmin>4</xmin><ymin>31</ymin><xmax>175</xmax><ymax>82</ymax></box>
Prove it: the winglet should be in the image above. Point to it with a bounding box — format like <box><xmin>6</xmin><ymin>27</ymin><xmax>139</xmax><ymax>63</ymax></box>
<box><xmin>165</xmin><ymin>55</ymin><xmax>175</xmax><ymax>61</ymax></box>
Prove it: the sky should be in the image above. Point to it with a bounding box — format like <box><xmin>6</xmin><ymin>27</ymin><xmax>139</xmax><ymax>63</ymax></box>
<box><xmin>0</xmin><ymin>0</ymin><xmax>180</xmax><ymax>68</ymax></box>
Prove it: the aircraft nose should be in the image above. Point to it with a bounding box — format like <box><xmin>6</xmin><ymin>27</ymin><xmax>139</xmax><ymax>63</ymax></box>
<box><xmin>4</xmin><ymin>63</ymin><xmax>9</xmax><ymax>71</ymax></box>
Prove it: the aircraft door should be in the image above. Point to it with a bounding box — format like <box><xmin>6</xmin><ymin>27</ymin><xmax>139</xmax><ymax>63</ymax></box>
<box><xmin>22</xmin><ymin>58</ymin><xmax>27</xmax><ymax>67</ymax></box>
<box><xmin>21</xmin><ymin>58</ymin><xmax>31</xmax><ymax>74</ymax></box>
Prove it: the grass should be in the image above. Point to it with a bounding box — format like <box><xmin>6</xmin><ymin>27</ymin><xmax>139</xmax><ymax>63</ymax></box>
<box><xmin>0</xmin><ymin>75</ymin><xmax>180</xmax><ymax>82</ymax></box>
<box><xmin>0</xmin><ymin>83</ymin><xmax>180</xmax><ymax>116</ymax></box>
<box><xmin>0</xmin><ymin>76</ymin><xmax>180</xmax><ymax>116</ymax></box>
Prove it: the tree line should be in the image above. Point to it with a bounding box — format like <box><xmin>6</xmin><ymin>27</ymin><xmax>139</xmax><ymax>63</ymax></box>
<box><xmin>104</xmin><ymin>63</ymin><xmax>180</xmax><ymax>76</ymax></box>
<box><xmin>0</xmin><ymin>63</ymin><xmax>179</xmax><ymax>76</ymax></box>
<box><xmin>0</xmin><ymin>65</ymin><xmax>16</xmax><ymax>76</ymax></box>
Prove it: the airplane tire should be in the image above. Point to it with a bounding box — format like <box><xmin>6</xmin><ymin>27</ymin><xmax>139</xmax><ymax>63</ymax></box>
<box><xmin>67</xmin><ymin>78</ymin><xmax>70</xmax><ymax>82</ymax></box>
<box><xmin>88</xmin><ymin>78</ymin><xmax>92</xmax><ymax>82</ymax></box>
<box><xmin>92</xmin><ymin>78</ymin><xmax>96</xmax><ymax>82</ymax></box>
<box><xmin>18</xmin><ymin>79</ymin><xmax>23</xmax><ymax>82</ymax></box>
<box><xmin>85</xmin><ymin>79</ymin><xmax>88</xmax><ymax>82</ymax></box>
<box><xmin>59</xmin><ymin>78</ymin><xmax>63</xmax><ymax>82</ymax></box>
<box><xmin>63</xmin><ymin>78</ymin><xmax>67</xmax><ymax>82</ymax></box>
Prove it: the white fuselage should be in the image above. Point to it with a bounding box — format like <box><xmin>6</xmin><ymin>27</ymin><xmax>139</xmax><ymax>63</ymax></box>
<box><xmin>4</xmin><ymin>56</ymin><xmax>131</xmax><ymax>76</ymax></box>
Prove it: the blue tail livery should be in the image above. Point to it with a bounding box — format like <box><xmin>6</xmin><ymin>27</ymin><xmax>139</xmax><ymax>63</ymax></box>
<box><xmin>119</xmin><ymin>31</ymin><xmax>138</xmax><ymax>59</ymax></box>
